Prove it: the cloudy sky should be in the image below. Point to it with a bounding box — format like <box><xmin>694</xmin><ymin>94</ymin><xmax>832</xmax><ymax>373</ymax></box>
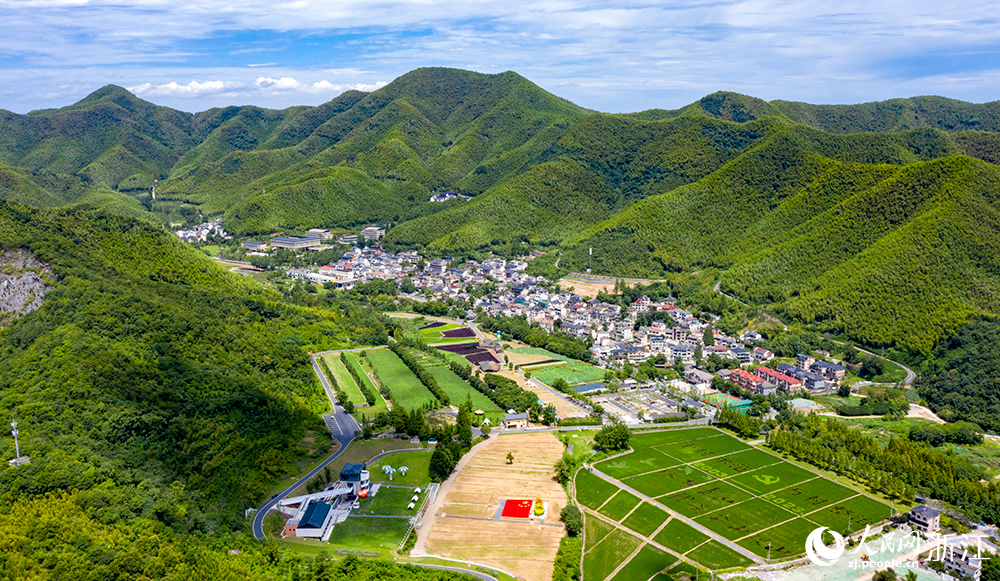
<box><xmin>0</xmin><ymin>0</ymin><xmax>998</xmax><ymax>114</ymax></box>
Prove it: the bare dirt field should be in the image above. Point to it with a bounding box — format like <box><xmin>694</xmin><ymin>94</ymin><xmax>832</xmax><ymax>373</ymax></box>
<box><xmin>559</xmin><ymin>274</ymin><xmax>668</xmax><ymax>299</ymax></box>
<box><xmin>496</xmin><ymin>369</ymin><xmax>587</xmax><ymax>418</ymax></box>
<box><xmin>425</xmin><ymin>432</ymin><xmax>569</xmax><ymax>581</ymax></box>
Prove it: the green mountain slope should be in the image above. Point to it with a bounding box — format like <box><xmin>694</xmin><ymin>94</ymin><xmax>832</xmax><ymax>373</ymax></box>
<box><xmin>0</xmin><ymin>201</ymin><xmax>356</xmax><ymax>529</ymax></box>
<box><xmin>562</xmin><ymin>129</ymin><xmax>1000</xmax><ymax>352</ymax></box>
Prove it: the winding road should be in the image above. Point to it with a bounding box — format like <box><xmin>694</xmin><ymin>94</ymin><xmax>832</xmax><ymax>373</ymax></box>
<box><xmin>251</xmin><ymin>353</ymin><xmax>359</xmax><ymax>539</ymax></box>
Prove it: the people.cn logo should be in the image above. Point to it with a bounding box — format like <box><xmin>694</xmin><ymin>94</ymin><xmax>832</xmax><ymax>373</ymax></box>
<box><xmin>805</xmin><ymin>527</ymin><xmax>846</xmax><ymax>567</ymax></box>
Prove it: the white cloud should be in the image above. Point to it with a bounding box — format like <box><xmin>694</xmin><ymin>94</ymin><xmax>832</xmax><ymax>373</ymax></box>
<box><xmin>128</xmin><ymin>80</ymin><xmax>233</xmax><ymax>96</ymax></box>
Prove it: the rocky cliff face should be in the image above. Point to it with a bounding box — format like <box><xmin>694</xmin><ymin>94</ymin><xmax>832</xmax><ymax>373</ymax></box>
<box><xmin>0</xmin><ymin>249</ymin><xmax>53</xmax><ymax>325</ymax></box>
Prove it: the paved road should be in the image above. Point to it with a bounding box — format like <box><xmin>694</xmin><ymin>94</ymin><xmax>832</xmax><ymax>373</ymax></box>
<box><xmin>251</xmin><ymin>354</ymin><xmax>360</xmax><ymax>539</ymax></box>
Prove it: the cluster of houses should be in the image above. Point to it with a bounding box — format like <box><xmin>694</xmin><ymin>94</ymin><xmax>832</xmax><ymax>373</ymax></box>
<box><xmin>285</xmin><ymin>247</ymin><xmax>537</xmax><ymax>297</ymax></box>
<box><xmin>429</xmin><ymin>191</ymin><xmax>470</xmax><ymax>203</ymax></box>
<box><xmin>175</xmin><ymin>219</ymin><xmax>230</xmax><ymax>243</ymax></box>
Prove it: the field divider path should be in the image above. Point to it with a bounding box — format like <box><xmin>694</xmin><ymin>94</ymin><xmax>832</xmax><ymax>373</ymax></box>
<box><xmin>586</xmin><ymin>467</ymin><xmax>765</xmax><ymax>565</ymax></box>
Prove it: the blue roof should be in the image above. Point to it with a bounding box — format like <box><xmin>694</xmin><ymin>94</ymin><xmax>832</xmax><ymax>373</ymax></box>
<box><xmin>572</xmin><ymin>383</ymin><xmax>606</xmax><ymax>394</ymax></box>
<box><xmin>340</xmin><ymin>462</ymin><xmax>366</xmax><ymax>481</ymax></box>
<box><xmin>299</xmin><ymin>500</ymin><xmax>331</xmax><ymax>529</ymax></box>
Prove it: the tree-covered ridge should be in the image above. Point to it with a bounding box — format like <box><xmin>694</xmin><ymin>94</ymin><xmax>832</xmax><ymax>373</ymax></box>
<box><xmin>0</xmin><ymin>201</ymin><xmax>358</xmax><ymax>531</ymax></box>
<box><xmin>558</xmin><ymin>126</ymin><xmax>1000</xmax><ymax>352</ymax></box>
<box><xmin>630</xmin><ymin>91</ymin><xmax>1000</xmax><ymax>134</ymax></box>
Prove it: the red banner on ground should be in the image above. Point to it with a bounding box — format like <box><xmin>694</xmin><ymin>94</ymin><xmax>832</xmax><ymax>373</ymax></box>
<box><xmin>501</xmin><ymin>499</ymin><xmax>534</xmax><ymax>518</ymax></box>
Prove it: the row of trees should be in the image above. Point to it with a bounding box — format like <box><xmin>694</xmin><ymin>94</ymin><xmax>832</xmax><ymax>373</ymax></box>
<box><xmin>341</xmin><ymin>353</ymin><xmax>378</xmax><ymax>406</ymax></box>
<box><xmin>318</xmin><ymin>357</ymin><xmax>355</xmax><ymax>413</ymax></box>
<box><xmin>476</xmin><ymin>314</ymin><xmax>593</xmax><ymax>362</ymax></box>
<box><xmin>388</xmin><ymin>342</ymin><xmax>450</xmax><ymax>406</ymax></box>
<box><xmin>766</xmin><ymin>414</ymin><xmax>1000</xmax><ymax>520</ymax></box>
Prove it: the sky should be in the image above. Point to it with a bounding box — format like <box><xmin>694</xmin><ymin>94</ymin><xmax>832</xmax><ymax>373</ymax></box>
<box><xmin>0</xmin><ymin>0</ymin><xmax>998</xmax><ymax>114</ymax></box>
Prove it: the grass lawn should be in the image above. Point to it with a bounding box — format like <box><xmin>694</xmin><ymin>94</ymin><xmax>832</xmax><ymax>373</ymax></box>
<box><xmin>597</xmin><ymin>490</ymin><xmax>642</xmax><ymax>522</ymax></box>
<box><xmin>737</xmin><ymin>517</ymin><xmax>818</xmax><ymax>560</ymax></box>
<box><xmin>762</xmin><ymin>478</ymin><xmax>858</xmax><ymax>516</ymax></box>
<box><xmin>623</xmin><ymin>466</ymin><xmax>715</xmax><ymax>498</ymax></box>
<box><xmin>621</xmin><ymin>502</ymin><xmax>670</xmax><ymax>537</ymax></box>
<box><xmin>425</xmin><ymin>364</ymin><xmax>501</xmax><ymax>412</ymax></box>
<box><xmin>583</xmin><ymin>528</ymin><xmax>642</xmax><ymax>581</ymax></box>
<box><xmin>366</xmin><ymin>349</ymin><xmax>437</xmax><ymax>410</ymax></box>
<box><xmin>327</xmin><ymin>516</ymin><xmax>411</xmax><ymax>554</ymax></box>
<box><xmin>288</xmin><ymin>438</ymin><xmax>416</xmax><ymax>497</ymax></box>
<box><xmin>661</xmin><ymin>482</ymin><xmax>753</xmax><ymax>517</ymax></box>
<box><xmin>611</xmin><ymin>544</ymin><xmax>677</xmax><ymax>581</ymax></box>
<box><xmin>653</xmin><ymin>518</ymin><xmax>710</xmax><ymax>554</ymax></box>
<box><xmin>367</xmin><ymin>451</ymin><xmax>432</xmax><ymax>487</ymax></box>
<box><xmin>686</xmin><ymin>540</ymin><xmax>755</xmax><ymax>570</ymax></box>
<box><xmin>356</xmin><ymin>485</ymin><xmax>425</xmax><ymax>516</ymax></box>
<box><xmin>695</xmin><ymin>498</ymin><xmax>795</xmax><ymax>540</ymax></box>
<box><xmin>664</xmin><ymin>561</ymin><xmax>703</xmax><ymax>581</ymax></box>
<box><xmin>727</xmin><ymin>461</ymin><xmax>819</xmax><ymax>496</ymax></box>
<box><xmin>576</xmin><ymin>469</ymin><xmax>621</xmax><ymax>510</ymax></box>
<box><xmin>630</xmin><ymin>427</ymin><xmax>721</xmax><ymax>448</ymax></box>
<box><xmin>322</xmin><ymin>354</ymin><xmax>366</xmax><ymax>404</ymax></box>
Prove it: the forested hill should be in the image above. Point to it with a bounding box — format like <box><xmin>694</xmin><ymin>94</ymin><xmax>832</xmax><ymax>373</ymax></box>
<box><xmin>630</xmin><ymin>91</ymin><xmax>1000</xmax><ymax>133</ymax></box>
<box><xmin>2</xmin><ymin>68</ymin><xmax>1000</xmax><ymax>352</ymax></box>
<box><xmin>0</xmin><ymin>201</ymin><xmax>400</xmax><ymax>575</ymax></box>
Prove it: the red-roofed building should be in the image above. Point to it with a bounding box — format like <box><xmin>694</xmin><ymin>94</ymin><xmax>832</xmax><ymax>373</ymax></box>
<box><xmin>755</xmin><ymin>366</ymin><xmax>802</xmax><ymax>391</ymax></box>
<box><xmin>729</xmin><ymin>368</ymin><xmax>766</xmax><ymax>391</ymax></box>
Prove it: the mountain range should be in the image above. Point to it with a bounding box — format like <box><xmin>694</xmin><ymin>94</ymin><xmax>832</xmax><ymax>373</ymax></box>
<box><xmin>2</xmin><ymin>67</ymin><xmax>999</xmax><ymax>353</ymax></box>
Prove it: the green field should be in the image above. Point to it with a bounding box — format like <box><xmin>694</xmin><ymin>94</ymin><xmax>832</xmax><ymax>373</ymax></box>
<box><xmin>425</xmin><ymin>364</ymin><xmax>502</xmax><ymax>413</ymax></box>
<box><xmin>322</xmin><ymin>354</ymin><xmax>366</xmax><ymax>404</ymax></box>
<box><xmin>583</xmin><ymin>528</ymin><xmax>642</xmax><ymax>581</ymax></box>
<box><xmin>653</xmin><ymin>518</ymin><xmax>709</xmax><ymax>554</ymax></box>
<box><xmin>597</xmin><ymin>490</ymin><xmax>642</xmax><ymax>522</ymax></box>
<box><xmin>737</xmin><ymin>517</ymin><xmax>819</xmax><ymax>560</ymax></box>
<box><xmin>576</xmin><ymin>469</ymin><xmax>621</xmax><ymax>510</ymax></box>
<box><xmin>580</xmin><ymin>426</ymin><xmax>892</xmax><ymax>568</ymax></box>
<box><xmin>622</xmin><ymin>466</ymin><xmax>714</xmax><ymax>498</ymax></box>
<box><xmin>532</xmin><ymin>361</ymin><xmax>607</xmax><ymax>386</ymax></box>
<box><xmin>585</xmin><ymin>513</ymin><xmax>617</xmax><ymax>549</ymax></box>
<box><xmin>343</xmin><ymin>352</ymin><xmax>390</xmax><ymax>416</ymax></box>
<box><xmin>507</xmin><ymin>346</ymin><xmax>574</xmax><ymax>362</ymax></box>
<box><xmin>695</xmin><ymin>498</ymin><xmax>795</xmax><ymax>540</ymax></box>
<box><xmin>686</xmin><ymin>541</ymin><xmax>755</xmax><ymax>570</ymax></box>
<box><xmin>366</xmin><ymin>349</ymin><xmax>437</xmax><ymax>409</ymax></box>
<box><xmin>367</xmin><ymin>451</ymin><xmax>432</xmax><ymax>487</ymax></box>
<box><xmin>621</xmin><ymin>502</ymin><xmax>671</xmax><ymax>537</ymax></box>
<box><xmin>357</xmin><ymin>485</ymin><xmax>425</xmax><ymax>516</ymax></box>
<box><xmin>661</xmin><ymin>482</ymin><xmax>754</xmax><ymax>517</ymax></box>
<box><xmin>327</xmin><ymin>516</ymin><xmax>411</xmax><ymax>554</ymax></box>
<box><xmin>611</xmin><ymin>544</ymin><xmax>677</xmax><ymax>581</ymax></box>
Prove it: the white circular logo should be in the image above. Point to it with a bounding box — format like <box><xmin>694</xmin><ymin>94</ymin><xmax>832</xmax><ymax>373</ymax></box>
<box><xmin>805</xmin><ymin>526</ymin><xmax>845</xmax><ymax>567</ymax></box>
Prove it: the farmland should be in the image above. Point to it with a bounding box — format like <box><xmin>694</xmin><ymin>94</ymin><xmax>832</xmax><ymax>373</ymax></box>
<box><xmin>423</xmin><ymin>432</ymin><xmax>568</xmax><ymax>581</ymax></box>
<box><xmin>319</xmin><ymin>353</ymin><xmax>367</xmax><ymax>404</ymax></box>
<box><xmin>366</xmin><ymin>349</ymin><xmax>437</xmax><ymax>409</ymax></box>
<box><xmin>577</xmin><ymin>426</ymin><xmax>893</xmax><ymax>578</ymax></box>
<box><xmin>342</xmin><ymin>352</ymin><xmax>390</xmax><ymax>416</ymax></box>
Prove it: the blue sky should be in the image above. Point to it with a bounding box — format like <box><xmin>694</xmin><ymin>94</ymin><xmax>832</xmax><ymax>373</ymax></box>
<box><xmin>0</xmin><ymin>0</ymin><xmax>998</xmax><ymax>114</ymax></box>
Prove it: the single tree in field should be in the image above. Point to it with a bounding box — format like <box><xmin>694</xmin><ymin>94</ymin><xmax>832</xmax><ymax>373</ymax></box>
<box><xmin>506</xmin><ymin>451</ymin><xmax>515</xmax><ymax>464</ymax></box>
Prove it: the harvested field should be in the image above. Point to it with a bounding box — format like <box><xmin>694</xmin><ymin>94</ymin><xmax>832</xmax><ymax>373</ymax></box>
<box><xmin>425</xmin><ymin>432</ymin><xmax>569</xmax><ymax>581</ymax></box>
<box><xmin>436</xmin><ymin>343</ymin><xmax>482</xmax><ymax>355</ymax></box>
